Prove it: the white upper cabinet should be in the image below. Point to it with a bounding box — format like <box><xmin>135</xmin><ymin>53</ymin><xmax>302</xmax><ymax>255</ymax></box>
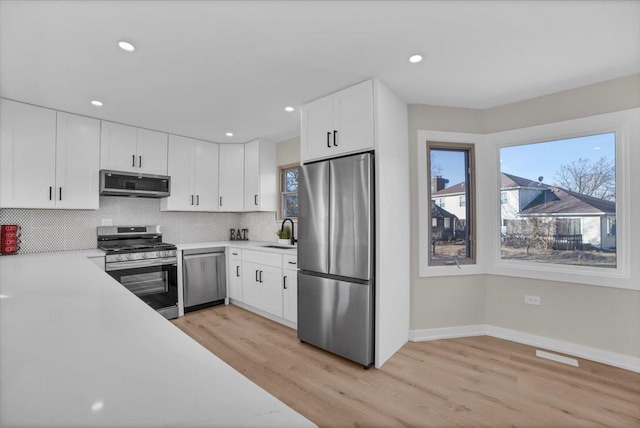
<box><xmin>301</xmin><ymin>80</ymin><xmax>374</xmax><ymax>162</ymax></box>
<box><xmin>193</xmin><ymin>140</ymin><xmax>220</xmax><ymax>211</ymax></box>
<box><xmin>100</xmin><ymin>121</ymin><xmax>168</xmax><ymax>175</ymax></box>
<box><xmin>161</xmin><ymin>135</ymin><xmax>219</xmax><ymax>212</ymax></box>
<box><xmin>218</xmin><ymin>144</ymin><xmax>244</xmax><ymax>212</ymax></box>
<box><xmin>136</xmin><ymin>128</ymin><xmax>169</xmax><ymax>175</ymax></box>
<box><xmin>55</xmin><ymin>112</ymin><xmax>100</xmax><ymax>209</ymax></box>
<box><xmin>244</xmin><ymin>139</ymin><xmax>277</xmax><ymax>212</ymax></box>
<box><xmin>0</xmin><ymin>99</ymin><xmax>99</xmax><ymax>209</ymax></box>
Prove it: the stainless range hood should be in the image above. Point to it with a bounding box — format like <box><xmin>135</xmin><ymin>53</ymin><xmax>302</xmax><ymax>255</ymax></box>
<box><xmin>100</xmin><ymin>170</ymin><xmax>171</xmax><ymax>198</ymax></box>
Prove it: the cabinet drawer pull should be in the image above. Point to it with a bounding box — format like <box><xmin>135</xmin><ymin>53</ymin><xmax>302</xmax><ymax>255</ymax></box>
<box><xmin>288</xmin><ymin>261</ymin><xmax>296</xmax><ymax>265</ymax></box>
<box><xmin>333</xmin><ymin>130</ymin><xmax>337</xmax><ymax>146</ymax></box>
<box><xmin>220</xmin><ymin>196</ymin><xmax>223</xmax><ymax>206</ymax></box>
<box><xmin>132</xmin><ymin>155</ymin><xmax>135</xmax><ymax>167</ymax></box>
<box><xmin>327</xmin><ymin>131</ymin><xmax>331</xmax><ymax>148</ymax></box>
<box><xmin>283</xmin><ymin>275</ymin><xmax>287</xmax><ymax>289</ymax></box>
<box><xmin>59</xmin><ymin>187</ymin><xmax>62</xmax><ymax>201</ymax></box>
<box><xmin>232</xmin><ymin>252</ymin><xmax>238</xmax><ymax>256</ymax></box>
<box><xmin>139</xmin><ymin>156</ymin><xmax>142</xmax><ymax>168</ymax></box>
<box><xmin>254</xmin><ymin>194</ymin><xmax>258</xmax><ymax>206</ymax></box>
<box><xmin>236</xmin><ymin>266</ymin><xmax>240</xmax><ymax>277</ymax></box>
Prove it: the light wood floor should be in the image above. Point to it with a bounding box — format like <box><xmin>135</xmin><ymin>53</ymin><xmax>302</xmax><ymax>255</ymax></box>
<box><xmin>172</xmin><ymin>305</ymin><xmax>640</xmax><ymax>427</ymax></box>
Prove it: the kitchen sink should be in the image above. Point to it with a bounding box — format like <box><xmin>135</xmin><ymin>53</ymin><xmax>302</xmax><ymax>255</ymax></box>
<box><xmin>261</xmin><ymin>245</ymin><xmax>296</xmax><ymax>250</ymax></box>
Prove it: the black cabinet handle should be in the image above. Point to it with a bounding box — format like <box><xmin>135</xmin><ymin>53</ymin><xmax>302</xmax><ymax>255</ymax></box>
<box><xmin>132</xmin><ymin>155</ymin><xmax>135</xmax><ymax>167</ymax></box>
<box><xmin>59</xmin><ymin>187</ymin><xmax>62</xmax><ymax>201</ymax></box>
<box><xmin>190</xmin><ymin>195</ymin><xmax>194</xmax><ymax>205</ymax></box>
<box><xmin>254</xmin><ymin>194</ymin><xmax>258</xmax><ymax>205</ymax></box>
<box><xmin>283</xmin><ymin>275</ymin><xmax>287</xmax><ymax>289</ymax></box>
<box><xmin>255</xmin><ymin>270</ymin><xmax>259</xmax><ymax>282</ymax></box>
<box><xmin>236</xmin><ymin>266</ymin><xmax>240</xmax><ymax>277</ymax></box>
<box><xmin>196</xmin><ymin>195</ymin><xmax>199</xmax><ymax>205</ymax></box>
<box><xmin>327</xmin><ymin>131</ymin><xmax>331</xmax><ymax>148</ymax></box>
<box><xmin>259</xmin><ymin>270</ymin><xmax>263</xmax><ymax>283</ymax></box>
<box><xmin>220</xmin><ymin>196</ymin><xmax>223</xmax><ymax>206</ymax></box>
<box><xmin>139</xmin><ymin>156</ymin><xmax>142</xmax><ymax>168</ymax></box>
<box><xmin>232</xmin><ymin>252</ymin><xmax>238</xmax><ymax>256</ymax></box>
<box><xmin>333</xmin><ymin>130</ymin><xmax>337</xmax><ymax>146</ymax></box>
<box><xmin>288</xmin><ymin>261</ymin><xmax>296</xmax><ymax>265</ymax></box>
<box><xmin>49</xmin><ymin>186</ymin><xmax>53</xmax><ymax>201</ymax></box>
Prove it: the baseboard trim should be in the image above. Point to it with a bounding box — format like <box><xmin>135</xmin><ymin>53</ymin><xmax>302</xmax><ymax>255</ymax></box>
<box><xmin>409</xmin><ymin>324</ymin><xmax>640</xmax><ymax>373</ymax></box>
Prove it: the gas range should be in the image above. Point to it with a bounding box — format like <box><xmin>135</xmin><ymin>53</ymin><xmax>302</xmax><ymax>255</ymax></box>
<box><xmin>97</xmin><ymin>225</ymin><xmax>179</xmax><ymax>319</ymax></box>
<box><xmin>98</xmin><ymin>225</ymin><xmax>177</xmax><ymax>261</ymax></box>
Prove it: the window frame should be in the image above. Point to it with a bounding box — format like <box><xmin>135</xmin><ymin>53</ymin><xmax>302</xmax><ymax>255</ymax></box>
<box><xmin>278</xmin><ymin>163</ymin><xmax>299</xmax><ymax>221</ymax></box>
<box><xmin>489</xmin><ymin>109</ymin><xmax>635</xmax><ymax>290</ymax></box>
<box><xmin>418</xmin><ymin>135</ymin><xmax>480</xmax><ymax>275</ymax></box>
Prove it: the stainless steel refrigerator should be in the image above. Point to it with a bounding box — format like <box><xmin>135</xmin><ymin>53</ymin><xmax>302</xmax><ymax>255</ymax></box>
<box><xmin>297</xmin><ymin>152</ymin><xmax>374</xmax><ymax>368</ymax></box>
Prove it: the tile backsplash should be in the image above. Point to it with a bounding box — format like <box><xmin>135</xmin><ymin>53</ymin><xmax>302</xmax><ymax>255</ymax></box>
<box><xmin>0</xmin><ymin>197</ymin><xmax>281</xmax><ymax>254</ymax></box>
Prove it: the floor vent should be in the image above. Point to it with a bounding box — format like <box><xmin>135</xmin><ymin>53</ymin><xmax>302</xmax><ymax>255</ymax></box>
<box><xmin>536</xmin><ymin>350</ymin><xmax>579</xmax><ymax>367</ymax></box>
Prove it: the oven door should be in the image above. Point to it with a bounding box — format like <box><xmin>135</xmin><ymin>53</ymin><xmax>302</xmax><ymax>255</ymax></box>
<box><xmin>106</xmin><ymin>258</ymin><xmax>178</xmax><ymax>313</ymax></box>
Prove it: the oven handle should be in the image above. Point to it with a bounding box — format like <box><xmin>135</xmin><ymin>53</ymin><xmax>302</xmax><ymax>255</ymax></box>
<box><xmin>106</xmin><ymin>257</ymin><xmax>178</xmax><ymax>271</ymax></box>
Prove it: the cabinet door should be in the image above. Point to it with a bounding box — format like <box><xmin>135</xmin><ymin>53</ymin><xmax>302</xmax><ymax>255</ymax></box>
<box><xmin>100</xmin><ymin>121</ymin><xmax>138</xmax><ymax>172</ymax></box>
<box><xmin>282</xmin><ymin>270</ymin><xmax>298</xmax><ymax>323</ymax></box>
<box><xmin>228</xmin><ymin>259</ymin><xmax>243</xmax><ymax>301</ymax></box>
<box><xmin>218</xmin><ymin>144</ymin><xmax>244</xmax><ymax>211</ymax></box>
<box><xmin>193</xmin><ymin>141</ymin><xmax>219</xmax><ymax>212</ymax></box>
<box><xmin>242</xmin><ymin>261</ymin><xmax>262</xmax><ymax>308</ymax></box>
<box><xmin>0</xmin><ymin>99</ymin><xmax>57</xmax><ymax>208</ymax></box>
<box><xmin>301</xmin><ymin>95</ymin><xmax>334</xmax><ymax>162</ymax></box>
<box><xmin>244</xmin><ymin>139</ymin><xmax>260</xmax><ymax>210</ymax></box>
<box><xmin>55</xmin><ymin>112</ymin><xmax>100</xmax><ymax>209</ymax></box>
<box><xmin>160</xmin><ymin>135</ymin><xmax>195</xmax><ymax>211</ymax></box>
<box><xmin>136</xmin><ymin>128</ymin><xmax>168</xmax><ymax>175</ymax></box>
<box><xmin>333</xmin><ymin>80</ymin><xmax>374</xmax><ymax>156</ymax></box>
<box><xmin>260</xmin><ymin>265</ymin><xmax>283</xmax><ymax>317</ymax></box>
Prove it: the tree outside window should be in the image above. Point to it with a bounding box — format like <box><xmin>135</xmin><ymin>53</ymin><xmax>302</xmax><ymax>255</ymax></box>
<box><xmin>280</xmin><ymin>165</ymin><xmax>299</xmax><ymax>219</ymax></box>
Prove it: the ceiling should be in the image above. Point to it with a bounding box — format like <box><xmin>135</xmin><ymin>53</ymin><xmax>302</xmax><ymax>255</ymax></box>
<box><xmin>1</xmin><ymin>1</ymin><xmax>639</xmax><ymax>144</ymax></box>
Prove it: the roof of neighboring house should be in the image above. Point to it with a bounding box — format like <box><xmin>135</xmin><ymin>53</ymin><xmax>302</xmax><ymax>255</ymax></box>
<box><xmin>520</xmin><ymin>186</ymin><xmax>615</xmax><ymax>215</ymax></box>
<box><xmin>431</xmin><ymin>201</ymin><xmax>457</xmax><ymax>219</ymax></box>
<box><xmin>501</xmin><ymin>172</ymin><xmax>549</xmax><ymax>189</ymax></box>
<box><xmin>433</xmin><ymin>172</ymin><xmax>547</xmax><ymax>197</ymax></box>
<box><xmin>432</xmin><ymin>182</ymin><xmax>465</xmax><ymax>196</ymax></box>
<box><xmin>432</xmin><ymin>172</ymin><xmax>614</xmax><ymax>215</ymax></box>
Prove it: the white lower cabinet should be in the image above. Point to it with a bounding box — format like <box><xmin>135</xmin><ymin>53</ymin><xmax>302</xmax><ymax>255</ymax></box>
<box><xmin>241</xmin><ymin>250</ymin><xmax>283</xmax><ymax>318</ymax></box>
<box><xmin>228</xmin><ymin>248</ymin><xmax>243</xmax><ymax>301</ymax></box>
<box><xmin>282</xmin><ymin>269</ymin><xmax>297</xmax><ymax>323</ymax></box>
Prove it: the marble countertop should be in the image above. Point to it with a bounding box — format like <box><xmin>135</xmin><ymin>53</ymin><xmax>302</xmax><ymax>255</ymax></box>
<box><xmin>0</xmin><ymin>250</ymin><xmax>312</xmax><ymax>427</ymax></box>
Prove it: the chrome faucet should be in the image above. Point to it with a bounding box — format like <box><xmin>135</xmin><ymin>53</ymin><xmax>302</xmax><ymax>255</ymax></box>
<box><xmin>281</xmin><ymin>218</ymin><xmax>296</xmax><ymax>245</ymax></box>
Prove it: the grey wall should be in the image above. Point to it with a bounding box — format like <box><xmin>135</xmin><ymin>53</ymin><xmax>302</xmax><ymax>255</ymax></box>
<box><xmin>410</xmin><ymin>73</ymin><xmax>640</xmax><ymax>358</ymax></box>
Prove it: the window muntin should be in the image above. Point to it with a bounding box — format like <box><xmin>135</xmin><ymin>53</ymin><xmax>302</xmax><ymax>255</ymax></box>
<box><xmin>279</xmin><ymin>165</ymin><xmax>299</xmax><ymax>219</ymax></box>
<box><xmin>499</xmin><ymin>133</ymin><xmax>616</xmax><ymax>269</ymax></box>
<box><xmin>427</xmin><ymin>142</ymin><xmax>475</xmax><ymax>266</ymax></box>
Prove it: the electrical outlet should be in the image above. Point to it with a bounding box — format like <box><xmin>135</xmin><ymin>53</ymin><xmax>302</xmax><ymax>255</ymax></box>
<box><xmin>525</xmin><ymin>295</ymin><xmax>541</xmax><ymax>306</ymax></box>
<box><xmin>101</xmin><ymin>219</ymin><xmax>113</xmax><ymax>226</ymax></box>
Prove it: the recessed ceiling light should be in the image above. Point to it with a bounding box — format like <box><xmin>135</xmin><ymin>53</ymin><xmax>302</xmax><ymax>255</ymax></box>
<box><xmin>285</xmin><ymin>106</ymin><xmax>295</xmax><ymax>112</ymax></box>
<box><xmin>409</xmin><ymin>54</ymin><xmax>423</xmax><ymax>64</ymax></box>
<box><xmin>91</xmin><ymin>100</ymin><xmax>103</xmax><ymax>107</ymax></box>
<box><xmin>226</xmin><ymin>132</ymin><xmax>234</xmax><ymax>137</ymax></box>
<box><xmin>118</xmin><ymin>41</ymin><xmax>135</xmax><ymax>52</ymax></box>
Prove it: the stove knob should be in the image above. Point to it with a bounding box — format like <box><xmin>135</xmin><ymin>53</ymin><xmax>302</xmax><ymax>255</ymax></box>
<box><xmin>156</xmin><ymin>251</ymin><xmax>163</xmax><ymax>258</ymax></box>
<box><xmin>126</xmin><ymin>254</ymin><xmax>134</xmax><ymax>260</ymax></box>
<box><xmin>115</xmin><ymin>255</ymin><xmax>123</xmax><ymax>261</ymax></box>
<box><xmin>161</xmin><ymin>251</ymin><xmax>168</xmax><ymax>257</ymax></box>
<box><xmin>141</xmin><ymin>253</ymin><xmax>148</xmax><ymax>259</ymax></box>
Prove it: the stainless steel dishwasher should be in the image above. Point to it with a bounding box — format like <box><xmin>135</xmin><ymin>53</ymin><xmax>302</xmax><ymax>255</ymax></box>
<box><xmin>182</xmin><ymin>248</ymin><xmax>227</xmax><ymax>312</ymax></box>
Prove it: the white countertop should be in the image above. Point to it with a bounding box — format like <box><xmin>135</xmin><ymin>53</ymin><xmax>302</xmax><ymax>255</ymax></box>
<box><xmin>0</xmin><ymin>250</ymin><xmax>312</xmax><ymax>427</ymax></box>
<box><xmin>177</xmin><ymin>240</ymin><xmax>297</xmax><ymax>254</ymax></box>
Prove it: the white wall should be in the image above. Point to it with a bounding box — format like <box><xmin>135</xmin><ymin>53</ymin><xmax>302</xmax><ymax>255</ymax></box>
<box><xmin>410</xmin><ymin>73</ymin><xmax>640</xmax><ymax>359</ymax></box>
